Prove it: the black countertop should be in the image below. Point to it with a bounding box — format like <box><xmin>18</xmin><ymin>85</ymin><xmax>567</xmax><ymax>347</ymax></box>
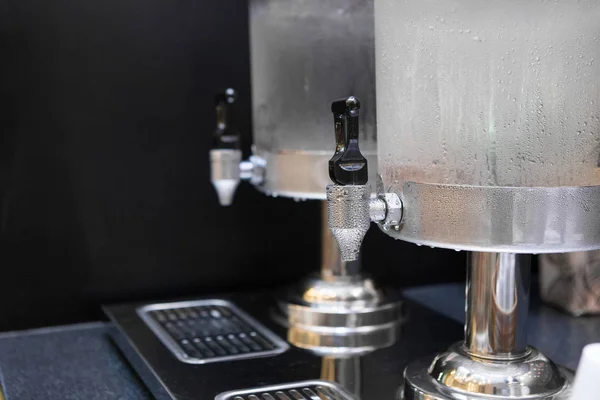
<box><xmin>0</xmin><ymin>284</ymin><xmax>598</xmax><ymax>399</ymax></box>
<box><xmin>0</xmin><ymin>322</ymin><xmax>152</xmax><ymax>400</ymax></box>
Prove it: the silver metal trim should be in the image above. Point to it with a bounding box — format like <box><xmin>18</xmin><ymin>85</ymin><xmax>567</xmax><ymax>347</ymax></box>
<box><xmin>215</xmin><ymin>380</ymin><xmax>356</xmax><ymax>400</ymax></box>
<box><xmin>137</xmin><ymin>299</ymin><xmax>289</xmax><ymax>364</ymax></box>
<box><xmin>281</xmin><ymin>301</ymin><xmax>404</xmax><ymax>333</ymax></box>
<box><xmin>251</xmin><ymin>148</ymin><xmax>377</xmax><ymax>200</ymax></box>
<box><xmin>384</xmin><ymin>182</ymin><xmax>600</xmax><ymax>253</ymax></box>
<box><xmin>277</xmin><ymin>311</ymin><xmax>402</xmax><ymax>357</ymax></box>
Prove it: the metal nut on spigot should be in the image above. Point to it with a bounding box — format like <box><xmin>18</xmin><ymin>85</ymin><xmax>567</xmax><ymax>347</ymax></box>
<box><xmin>368</xmin><ymin>193</ymin><xmax>403</xmax><ymax>231</ymax></box>
<box><xmin>379</xmin><ymin>193</ymin><xmax>403</xmax><ymax>230</ymax></box>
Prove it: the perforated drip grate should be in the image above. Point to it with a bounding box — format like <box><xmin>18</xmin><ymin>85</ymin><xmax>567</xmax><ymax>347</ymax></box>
<box><xmin>137</xmin><ymin>299</ymin><xmax>288</xmax><ymax>364</ymax></box>
<box><xmin>215</xmin><ymin>381</ymin><xmax>355</xmax><ymax>400</ymax></box>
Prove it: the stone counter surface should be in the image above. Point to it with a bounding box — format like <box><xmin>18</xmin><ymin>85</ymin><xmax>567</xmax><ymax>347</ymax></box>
<box><xmin>0</xmin><ymin>322</ymin><xmax>151</xmax><ymax>400</ymax></box>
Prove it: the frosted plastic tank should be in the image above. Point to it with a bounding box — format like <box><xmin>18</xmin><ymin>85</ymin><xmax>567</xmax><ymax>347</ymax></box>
<box><xmin>374</xmin><ymin>0</ymin><xmax>600</xmax><ymax>252</ymax></box>
<box><xmin>250</xmin><ymin>0</ymin><xmax>377</xmax><ymax>199</ymax></box>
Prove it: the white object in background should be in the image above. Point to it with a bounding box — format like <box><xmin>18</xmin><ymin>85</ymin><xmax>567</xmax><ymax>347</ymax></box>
<box><xmin>571</xmin><ymin>343</ymin><xmax>600</xmax><ymax>400</ymax></box>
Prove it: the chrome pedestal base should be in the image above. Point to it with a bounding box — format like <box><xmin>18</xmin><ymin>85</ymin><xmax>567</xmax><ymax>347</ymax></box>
<box><xmin>402</xmin><ymin>342</ymin><xmax>573</xmax><ymax>400</ymax></box>
<box><xmin>273</xmin><ymin>275</ymin><xmax>404</xmax><ymax>356</ymax></box>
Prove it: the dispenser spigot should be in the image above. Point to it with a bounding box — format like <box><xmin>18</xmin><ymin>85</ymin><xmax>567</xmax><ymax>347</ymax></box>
<box><xmin>329</xmin><ymin>97</ymin><xmax>368</xmax><ymax>186</ymax></box>
<box><xmin>326</xmin><ymin>97</ymin><xmax>403</xmax><ymax>261</ymax></box>
<box><xmin>209</xmin><ymin>89</ymin><xmax>262</xmax><ymax>206</ymax></box>
<box><xmin>214</xmin><ymin>88</ymin><xmax>239</xmax><ymax>148</ymax></box>
<box><xmin>327</xmin><ymin>97</ymin><xmax>371</xmax><ymax>261</ymax></box>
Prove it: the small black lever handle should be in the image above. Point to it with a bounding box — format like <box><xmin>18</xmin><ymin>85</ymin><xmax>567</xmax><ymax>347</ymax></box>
<box><xmin>328</xmin><ymin>96</ymin><xmax>368</xmax><ymax>185</ymax></box>
<box><xmin>213</xmin><ymin>88</ymin><xmax>240</xmax><ymax>150</ymax></box>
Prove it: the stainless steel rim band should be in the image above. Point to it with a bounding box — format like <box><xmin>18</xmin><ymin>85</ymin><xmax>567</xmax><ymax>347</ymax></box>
<box><xmin>251</xmin><ymin>148</ymin><xmax>378</xmax><ymax>200</ymax></box>
<box><xmin>385</xmin><ymin>182</ymin><xmax>600</xmax><ymax>253</ymax></box>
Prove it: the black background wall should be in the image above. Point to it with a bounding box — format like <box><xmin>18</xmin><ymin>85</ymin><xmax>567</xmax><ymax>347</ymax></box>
<box><xmin>0</xmin><ymin>0</ymin><xmax>465</xmax><ymax>332</ymax></box>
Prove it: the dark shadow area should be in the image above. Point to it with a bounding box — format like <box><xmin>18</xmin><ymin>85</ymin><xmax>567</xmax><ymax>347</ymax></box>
<box><xmin>0</xmin><ymin>0</ymin><xmax>465</xmax><ymax>332</ymax></box>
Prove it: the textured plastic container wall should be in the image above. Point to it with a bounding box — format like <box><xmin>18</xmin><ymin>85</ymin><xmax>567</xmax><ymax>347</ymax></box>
<box><xmin>250</xmin><ymin>0</ymin><xmax>377</xmax><ymax>153</ymax></box>
<box><xmin>375</xmin><ymin>0</ymin><xmax>600</xmax><ymax>194</ymax></box>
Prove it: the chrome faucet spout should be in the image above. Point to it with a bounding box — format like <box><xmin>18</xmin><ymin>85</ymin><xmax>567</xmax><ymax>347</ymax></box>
<box><xmin>326</xmin><ymin>96</ymin><xmax>402</xmax><ymax>262</ymax></box>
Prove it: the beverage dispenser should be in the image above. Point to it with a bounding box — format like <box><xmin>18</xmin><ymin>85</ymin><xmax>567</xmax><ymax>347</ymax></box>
<box><xmin>326</xmin><ymin>0</ymin><xmax>600</xmax><ymax>398</ymax></box>
<box><xmin>210</xmin><ymin>0</ymin><xmax>403</xmax><ymax>353</ymax></box>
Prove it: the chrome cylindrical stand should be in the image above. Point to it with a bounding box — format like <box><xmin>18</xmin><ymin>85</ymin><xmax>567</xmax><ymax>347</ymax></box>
<box><xmin>402</xmin><ymin>251</ymin><xmax>573</xmax><ymax>400</ymax></box>
<box><xmin>466</xmin><ymin>252</ymin><xmax>530</xmax><ymax>360</ymax></box>
<box><xmin>321</xmin><ymin>356</ymin><xmax>361</xmax><ymax>398</ymax></box>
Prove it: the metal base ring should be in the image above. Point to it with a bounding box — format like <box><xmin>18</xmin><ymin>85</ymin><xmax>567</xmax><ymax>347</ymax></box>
<box><xmin>273</xmin><ymin>276</ymin><xmax>405</xmax><ymax>356</ymax></box>
<box><xmin>401</xmin><ymin>342</ymin><xmax>573</xmax><ymax>400</ymax></box>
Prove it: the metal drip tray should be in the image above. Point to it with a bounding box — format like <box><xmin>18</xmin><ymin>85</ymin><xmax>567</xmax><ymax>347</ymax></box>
<box><xmin>137</xmin><ymin>299</ymin><xmax>289</xmax><ymax>364</ymax></box>
<box><xmin>106</xmin><ymin>293</ymin><xmax>464</xmax><ymax>399</ymax></box>
<box><xmin>215</xmin><ymin>380</ymin><xmax>355</xmax><ymax>400</ymax></box>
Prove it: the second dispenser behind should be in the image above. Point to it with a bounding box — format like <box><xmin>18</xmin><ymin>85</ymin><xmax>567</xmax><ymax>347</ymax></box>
<box><xmin>210</xmin><ymin>0</ymin><xmax>403</xmax><ymax>356</ymax></box>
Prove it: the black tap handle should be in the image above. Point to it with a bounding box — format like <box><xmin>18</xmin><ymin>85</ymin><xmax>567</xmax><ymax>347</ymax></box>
<box><xmin>328</xmin><ymin>96</ymin><xmax>368</xmax><ymax>185</ymax></box>
<box><xmin>213</xmin><ymin>88</ymin><xmax>240</xmax><ymax>150</ymax></box>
